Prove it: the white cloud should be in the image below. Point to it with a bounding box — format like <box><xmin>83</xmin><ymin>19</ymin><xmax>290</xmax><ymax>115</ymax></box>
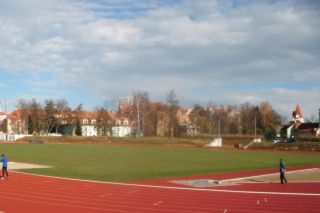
<box><xmin>0</xmin><ymin>0</ymin><xmax>319</xmax><ymax>117</ymax></box>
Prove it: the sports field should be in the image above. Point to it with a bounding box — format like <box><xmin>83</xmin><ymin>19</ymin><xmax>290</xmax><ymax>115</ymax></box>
<box><xmin>1</xmin><ymin>143</ymin><xmax>319</xmax><ymax>182</ymax></box>
<box><xmin>1</xmin><ymin>142</ymin><xmax>320</xmax><ymax>212</ymax></box>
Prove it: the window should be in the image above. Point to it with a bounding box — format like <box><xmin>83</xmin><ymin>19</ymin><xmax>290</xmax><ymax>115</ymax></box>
<box><xmin>116</xmin><ymin>119</ymin><xmax>121</xmax><ymax>125</ymax></box>
<box><xmin>83</xmin><ymin>118</ymin><xmax>88</xmax><ymax>125</ymax></box>
<box><xmin>91</xmin><ymin>119</ymin><xmax>96</xmax><ymax>124</ymax></box>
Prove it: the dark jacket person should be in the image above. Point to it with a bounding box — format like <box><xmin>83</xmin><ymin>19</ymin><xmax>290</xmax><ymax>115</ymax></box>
<box><xmin>279</xmin><ymin>158</ymin><xmax>287</xmax><ymax>184</ymax></box>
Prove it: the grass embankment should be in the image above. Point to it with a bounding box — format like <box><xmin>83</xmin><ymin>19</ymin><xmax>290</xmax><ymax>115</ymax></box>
<box><xmin>18</xmin><ymin>135</ymin><xmax>258</xmax><ymax>148</ymax></box>
<box><xmin>1</xmin><ymin>142</ymin><xmax>319</xmax><ymax>182</ymax></box>
<box><xmin>18</xmin><ymin>136</ymin><xmax>210</xmax><ymax>147</ymax></box>
<box><xmin>251</xmin><ymin>141</ymin><xmax>320</xmax><ymax>152</ymax></box>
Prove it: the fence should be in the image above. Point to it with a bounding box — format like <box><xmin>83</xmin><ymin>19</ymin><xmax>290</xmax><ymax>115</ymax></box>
<box><xmin>0</xmin><ymin>133</ymin><xmax>32</xmax><ymax>141</ymax></box>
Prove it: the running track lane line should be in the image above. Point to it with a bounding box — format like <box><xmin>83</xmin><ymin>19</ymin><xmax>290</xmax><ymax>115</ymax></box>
<box><xmin>1</xmin><ymin>172</ymin><xmax>320</xmax><ymax>213</ymax></box>
<box><xmin>12</xmin><ymin>171</ymin><xmax>320</xmax><ymax>196</ymax></box>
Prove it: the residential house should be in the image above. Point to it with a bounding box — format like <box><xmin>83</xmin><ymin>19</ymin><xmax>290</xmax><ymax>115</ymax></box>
<box><xmin>296</xmin><ymin>123</ymin><xmax>320</xmax><ymax>137</ymax></box>
<box><xmin>280</xmin><ymin>105</ymin><xmax>320</xmax><ymax>140</ymax></box>
<box><xmin>81</xmin><ymin>112</ymin><xmax>98</xmax><ymax>136</ymax></box>
<box><xmin>177</xmin><ymin>108</ymin><xmax>200</xmax><ymax>135</ymax></box>
<box><xmin>112</xmin><ymin>117</ymin><xmax>133</xmax><ymax>137</ymax></box>
<box><xmin>6</xmin><ymin>109</ymin><xmax>28</xmax><ymax>134</ymax></box>
<box><xmin>156</xmin><ymin>107</ymin><xmax>200</xmax><ymax>136</ymax></box>
<box><xmin>156</xmin><ymin>110</ymin><xmax>170</xmax><ymax>136</ymax></box>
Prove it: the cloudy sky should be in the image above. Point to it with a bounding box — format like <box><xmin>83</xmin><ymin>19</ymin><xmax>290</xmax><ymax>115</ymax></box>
<box><xmin>0</xmin><ymin>0</ymin><xmax>319</xmax><ymax>120</ymax></box>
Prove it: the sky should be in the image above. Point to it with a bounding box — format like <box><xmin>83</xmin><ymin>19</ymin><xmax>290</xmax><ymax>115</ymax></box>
<box><xmin>0</xmin><ymin>0</ymin><xmax>319</xmax><ymax>120</ymax></box>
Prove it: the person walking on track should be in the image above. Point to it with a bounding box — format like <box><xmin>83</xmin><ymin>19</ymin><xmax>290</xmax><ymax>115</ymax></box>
<box><xmin>1</xmin><ymin>154</ymin><xmax>9</xmax><ymax>179</ymax></box>
<box><xmin>280</xmin><ymin>158</ymin><xmax>287</xmax><ymax>184</ymax></box>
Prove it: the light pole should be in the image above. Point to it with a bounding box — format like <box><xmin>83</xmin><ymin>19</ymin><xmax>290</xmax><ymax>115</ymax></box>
<box><xmin>254</xmin><ymin>115</ymin><xmax>257</xmax><ymax>139</ymax></box>
<box><xmin>218</xmin><ymin>116</ymin><xmax>221</xmax><ymax>137</ymax></box>
<box><xmin>318</xmin><ymin>108</ymin><xmax>320</xmax><ymax>128</ymax></box>
<box><xmin>1</xmin><ymin>100</ymin><xmax>8</xmax><ymax>114</ymax></box>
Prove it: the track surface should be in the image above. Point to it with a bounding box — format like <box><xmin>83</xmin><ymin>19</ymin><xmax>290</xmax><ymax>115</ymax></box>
<box><xmin>0</xmin><ymin>169</ymin><xmax>320</xmax><ymax>213</ymax></box>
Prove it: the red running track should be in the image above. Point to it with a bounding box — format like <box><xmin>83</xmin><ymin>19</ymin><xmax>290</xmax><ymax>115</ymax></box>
<box><xmin>0</xmin><ymin>171</ymin><xmax>319</xmax><ymax>213</ymax></box>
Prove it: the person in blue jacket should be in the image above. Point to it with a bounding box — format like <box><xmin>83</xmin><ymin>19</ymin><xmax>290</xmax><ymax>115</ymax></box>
<box><xmin>1</xmin><ymin>154</ymin><xmax>9</xmax><ymax>179</ymax></box>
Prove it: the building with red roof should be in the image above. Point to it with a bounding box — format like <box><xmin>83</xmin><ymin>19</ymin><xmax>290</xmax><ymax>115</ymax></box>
<box><xmin>280</xmin><ymin>105</ymin><xmax>319</xmax><ymax>141</ymax></box>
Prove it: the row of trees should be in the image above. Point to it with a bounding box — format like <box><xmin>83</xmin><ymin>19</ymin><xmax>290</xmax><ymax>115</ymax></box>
<box><xmin>117</xmin><ymin>90</ymin><xmax>282</xmax><ymax>139</ymax></box>
<box><xmin>15</xmin><ymin>99</ymin><xmax>83</xmax><ymax>135</ymax></box>
<box><xmin>11</xmin><ymin>90</ymin><xmax>282</xmax><ymax>139</ymax></box>
<box><xmin>188</xmin><ymin>102</ymin><xmax>282</xmax><ymax>139</ymax></box>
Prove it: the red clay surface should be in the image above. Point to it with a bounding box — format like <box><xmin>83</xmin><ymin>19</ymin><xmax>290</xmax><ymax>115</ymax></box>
<box><xmin>0</xmin><ymin>167</ymin><xmax>319</xmax><ymax>213</ymax></box>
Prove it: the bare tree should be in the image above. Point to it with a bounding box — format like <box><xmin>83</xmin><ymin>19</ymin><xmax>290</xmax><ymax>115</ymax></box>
<box><xmin>166</xmin><ymin>90</ymin><xmax>179</xmax><ymax>137</ymax></box>
<box><xmin>95</xmin><ymin>107</ymin><xmax>113</xmax><ymax>136</ymax></box>
<box><xmin>144</xmin><ymin>102</ymin><xmax>165</xmax><ymax>136</ymax></box>
<box><xmin>43</xmin><ymin>99</ymin><xmax>71</xmax><ymax>134</ymax></box>
<box><xmin>189</xmin><ymin>104</ymin><xmax>209</xmax><ymax>134</ymax></box>
<box><xmin>239</xmin><ymin>102</ymin><xmax>256</xmax><ymax>135</ymax></box>
<box><xmin>228</xmin><ymin>105</ymin><xmax>241</xmax><ymax>134</ymax></box>
<box><xmin>44</xmin><ymin>99</ymin><xmax>56</xmax><ymax>134</ymax></box>
<box><xmin>15</xmin><ymin>99</ymin><xmax>47</xmax><ymax>134</ymax></box>
<box><xmin>259</xmin><ymin>102</ymin><xmax>281</xmax><ymax>139</ymax></box>
<box><xmin>12</xmin><ymin>99</ymin><xmax>30</xmax><ymax>134</ymax></box>
<box><xmin>131</xmin><ymin>91</ymin><xmax>150</xmax><ymax>137</ymax></box>
<box><xmin>55</xmin><ymin>99</ymin><xmax>71</xmax><ymax>133</ymax></box>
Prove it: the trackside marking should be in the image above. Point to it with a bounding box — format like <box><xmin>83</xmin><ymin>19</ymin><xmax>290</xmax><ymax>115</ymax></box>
<box><xmin>221</xmin><ymin>168</ymin><xmax>319</xmax><ymax>182</ymax></box>
<box><xmin>153</xmin><ymin>201</ymin><xmax>163</xmax><ymax>206</ymax></box>
<box><xmin>13</xmin><ymin>171</ymin><xmax>320</xmax><ymax>197</ymax></box>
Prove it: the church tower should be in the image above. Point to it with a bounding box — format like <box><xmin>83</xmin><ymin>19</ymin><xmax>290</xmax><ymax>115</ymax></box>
<box><xmin>292</xmin><ymin>104</ymin><xmax>304</xmax><ymax>124</ymax></box>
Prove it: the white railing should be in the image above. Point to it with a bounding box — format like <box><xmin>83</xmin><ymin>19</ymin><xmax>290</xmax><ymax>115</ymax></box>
<box><xmin>0</xmin><ymin>133</ymin><xmax>32</xmax><ymax>142</ymax></box>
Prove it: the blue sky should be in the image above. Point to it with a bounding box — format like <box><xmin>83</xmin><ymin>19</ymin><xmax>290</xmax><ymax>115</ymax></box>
<box><xmin>0</xmin><ymin>0</ymin><xmax>319</xmax><ymax>120</ymax></box>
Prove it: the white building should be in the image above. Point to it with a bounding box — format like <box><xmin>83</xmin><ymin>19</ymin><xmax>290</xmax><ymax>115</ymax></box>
<box><xmin>112</xmin><ymin>117</ymin><xmax>133</xmax><ymax>137</ymax></box>
<box><xmin>80</xmin><ymin>112</ymin><xmax>98</xmax><ymax>136</ymax></box>
<box><xmin>81</xmin><ymin>118</ymin><xmax>97</xmax><ymax>136</ymax></box>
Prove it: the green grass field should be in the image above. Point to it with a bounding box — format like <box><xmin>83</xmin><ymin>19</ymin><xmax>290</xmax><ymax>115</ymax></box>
<box><xmin>1</xmin><ymin>143</ymin><xmax>319</xmax><ymax>182</ymax></box>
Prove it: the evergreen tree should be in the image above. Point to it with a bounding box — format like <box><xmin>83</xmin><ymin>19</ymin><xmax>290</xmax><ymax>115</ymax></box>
<box><xmin>28</xmin><ymin>114</ymin><xmax>33</xmax><ymax>134</ymax></box>
<box><xmin>75</xmin><ymin>118</ymin><xmax>82</xmax><ymax>136</ymax></box>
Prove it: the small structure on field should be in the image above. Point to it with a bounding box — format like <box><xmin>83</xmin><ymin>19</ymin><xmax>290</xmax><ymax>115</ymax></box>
<box><xmin>206</xmin><ymin>137</ymin><xmax>222</xmax><ymax>147</ymax></box>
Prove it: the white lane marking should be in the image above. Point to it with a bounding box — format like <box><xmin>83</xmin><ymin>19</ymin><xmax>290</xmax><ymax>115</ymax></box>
<box><xmin>127</xmin><ymin>190</ymin><xmax>139</xmax><ymax>194</ymax></box>
<box><xmin>221</xmin><ymin>168</ymin><xmax>319</xmax><ymax>182</ymax></box>
<box><xmin>13</xmin><ymin>170</ymin><xmax>320</xmax><ymax>197</ymax></box>
<box><xmin>99</xmin><ymin>194</ymin><xmax>112</xmax><ymax>197</ymax></box>
<box><xmin>153</xmin><ymin>201</ymin><xmax>162</xmax><ymax>206</ymax></box>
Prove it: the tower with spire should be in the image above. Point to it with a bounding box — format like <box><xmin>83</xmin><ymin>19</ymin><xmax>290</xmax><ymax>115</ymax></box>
<box><xmin>292</xmin><ymin>104</ymin><xmax>304</xmax><ymax>124</ymax></box>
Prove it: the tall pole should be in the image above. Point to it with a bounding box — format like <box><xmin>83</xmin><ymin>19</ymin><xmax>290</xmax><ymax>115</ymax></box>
<box><xmin>1</xmin><ymin>100</ymin><xmax>8</xmax><ymax>114</ymax></box>
<box><xmin>318</xmin><ymin>108</ymin><xmax>320</xmax><ymax>128</ymax></box>
<box><xmin>4</xmin><ymin>100</ymin><xmax>6</xmax><ymax>114</ymax></box>
<box><xmin>136</xmin><ymin>97</ymin><xmax>140</xmax><ymax>137</ymax></box>
<box><xmin>209</xmin><ymin>110</ymin><xmax>212</xmax><ymax>135</ymax></box>
<box><xmin>254</xmin><ymin>115</ymin><xmax>257</xmax><ymax>139</ymax></box>
<box><xmin>218</xmin><ymin>116</ymin><xmax>221</xmax><ymax>137</ymax></box>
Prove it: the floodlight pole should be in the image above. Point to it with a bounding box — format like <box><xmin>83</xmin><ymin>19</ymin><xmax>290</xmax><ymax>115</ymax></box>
<box><xmin>254</xmin><ymin>115</ymin><xmax>257</xmax><ymax>139</ymax></box>
<box><xmin>218</xmin><ymin>116</ymin><xmax>221</xmax><ymax>137</ymax></box>
<box><xmin>318</xmin><ymin>108</ymin><xmax>320</xmax><ymax>128</ymax></box>
<box><xmin>1</xmin><ymin>100</ymin><xmax>8</xmax><ymax>114</ymax></box>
